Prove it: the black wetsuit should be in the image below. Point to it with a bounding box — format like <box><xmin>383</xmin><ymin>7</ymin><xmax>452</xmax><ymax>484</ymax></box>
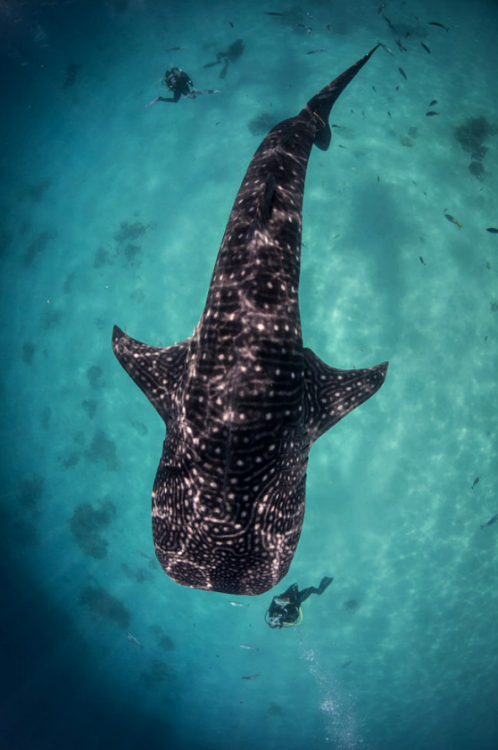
<box><xmin>266</xmin><ymin>577</ymin><xmax>333</xmax><ymax>628</ymax></box>
<box><xmin>158</xmin><ymin>68</ymin><xmax>193</xmax><ymax>103</ymax></box>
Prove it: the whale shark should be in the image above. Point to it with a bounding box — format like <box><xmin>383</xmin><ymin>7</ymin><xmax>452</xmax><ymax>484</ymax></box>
<box><xmin>112</xmin><ymin>46</ymin><xmax>388</xmax><ymax>596</ymax></box>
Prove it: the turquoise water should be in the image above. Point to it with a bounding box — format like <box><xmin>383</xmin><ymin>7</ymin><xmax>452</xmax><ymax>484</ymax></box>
<box><xmin>1</xmin><ymin>1</ymin><xmax>497</xmax><ymax>748</ymax></box>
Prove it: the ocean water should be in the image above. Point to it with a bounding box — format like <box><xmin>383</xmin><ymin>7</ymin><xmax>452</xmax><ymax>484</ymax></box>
<box><xmin>1</xmin><ymin>1</ymin><xmax>497</xmax><ymax>748</ymax></box>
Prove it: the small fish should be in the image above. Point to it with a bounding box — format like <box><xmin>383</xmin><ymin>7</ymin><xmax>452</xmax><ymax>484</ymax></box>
<box><xmin>229</xmin><ymin>601</ymin><xmax>248</xmax><ymax>607</ymax></box>
<box><xmin>429</xmin><ymin>99</ymin><xmax>438</xmax><ymax>107</ymax></box>
<box><xmin>380</xmin><ymin>43</ymin><xmax>395</xmax><ymax>57</ymax></box>
<box><xmin>486</xmin><ymin>227</ymin><xmax>498</xmax><ymax>234</ymax></box>
<box><xmin>445</xmin><ymin>213</ymin><xmax>462</xmax><ymax>229</ymax></box>
<box><xmin>240</xmin><ymin>644</ymin><xmax>259</xmax><ymax>651</ymax></box>
<box><xmin>295</xmin><ymin>23</ymin><xmax>312</xmax><ymax>33</ymax></box>
<box><xmin>377</xmin><ymin>3</ymin><xmax>387</xmax><ymax>13</ymax></box>
<box><xmin>166</xmin><ymin>46</ymin><xmax>186</xmax><ymax>52</ymax></box>
<box><xmin>480</xmin><ymin>513</ymin><xmax>498</xmax><ymax>530</ymax></box>
<box><xmin>137</xmin><ymin>549</ymin><xmax>152</xmax><ymax>560</ymax></box>
<box><xmin>342</xmin><ymin>660</ymin><xmax>353</xmax><ymax>668</ymax></box>
<box><xmin>419</xmin><ymin>256</ymin><xmax>426</xmax><ymax>266</ymax></box>
<box><xmin>421</xmin><ymin>42</ymin><xmax>431</xmax><ymax>54</ymax></box>
<box><xmin>372</xmin><ymin>85</ymin><xmax>377</xmax><ymax>92</ymax></box>
<box><xmin>264</xmin><ymin>11</ymin><xmax>284</xmax><ymax>15</ymax></box>
<box><xmin>426</xmin><ymin>111</ymin><xmax>440</xmax><ymax>116</ymax></box>
<box><xmin>471</xmin><ymin>477</ymin><xmax>480</xmax><ymax>490</ymax></box>
<box><xmin>377</xmin><ymin>175</ymin><xmax>380</xmax><ymax>182</ymax></box>
<box><xmin>326</xmin><ymin>24</ymin><xmax>333</xmax><ymax>31</ymax></box>
<box><xmin>383</xmin><ymin>15</ymin><xmax>396</xmax><ymax>31</ymax></box>
<box><xmin>394</xmin><ymin>38</ymin><xmax>408</xmax><ymax>52</ymax></box>
<box><xmin>242</xmin><ymin>674</ymin><xmax>260</xmax><ymax>680</ymax></box>
<box><xmin>429</xmin><ymin>21</ymin><xmax>449</xmax><ymax>31</ymax></box>
<box><xmin>229</xmin><ymin>21</ymin><xmax>234</xmax><ymax>28</ymax></box>
<box><xmin>126</xmin><ymin>632</ymin><xmax>143</xmax><ymax>649</ymax></box>
<box><xmin>398</xmin><ymin>67</ymin><xmax>407</xmax><ymax>80</ymax></box>
<box><xmin>306</xmin><ymin>49</ymin><xmax>326</xmax><ymax>55</ymax></box>
<box><xmin>387</xmin><ymin>111</ymin><xmax>392</xmax><ymax>118</ymax></box>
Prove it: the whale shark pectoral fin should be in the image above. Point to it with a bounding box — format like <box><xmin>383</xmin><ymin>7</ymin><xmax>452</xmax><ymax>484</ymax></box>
<box><xmin>112</xmin><ymin>325</ymin><xmax>190</xmax><ymax>423</ymax></box>
<box><xmin>303</xmin><ymin>347</ymin><xmax>388</xmax><ymax>443</ymax></box>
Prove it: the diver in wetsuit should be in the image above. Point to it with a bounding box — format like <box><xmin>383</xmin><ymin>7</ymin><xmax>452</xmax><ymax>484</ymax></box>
<box><xmin>157</xmin><ymin>67</ymin><xmax>194</xmax><ymax>102</ymax></box>
<box><xmin>265</xmin><ymin>577</ymin><xmax>333</xmax><ymax>629</ymax></box>
<box><xmin>203</xmin><ymin>39</ymin><xmax>245</xmax><ymax>79</ymax></box>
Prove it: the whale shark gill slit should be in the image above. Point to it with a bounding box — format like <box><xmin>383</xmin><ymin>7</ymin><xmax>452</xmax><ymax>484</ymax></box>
<box><xmin>112</xmin><ymin>45</ymin><xmax>388</xmax><ymax>596</ymax></box>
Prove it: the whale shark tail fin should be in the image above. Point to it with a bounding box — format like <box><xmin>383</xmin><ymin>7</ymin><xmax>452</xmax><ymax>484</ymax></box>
<box><xmin>306</xmin><ymin>44</ymin><xmax>380</xmax><ymax>151</ymax></box>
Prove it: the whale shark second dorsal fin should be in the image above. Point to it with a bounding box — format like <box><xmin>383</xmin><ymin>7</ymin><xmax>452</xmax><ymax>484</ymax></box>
<box><xmin>303</xmin><ymin>347</ymin><xmax>388</xmax><ymax>443</ymax></box>
<box><xmin>112</xmin><ymin>325</ymin><xmax>190</xmax><ymax>424</ymax></box>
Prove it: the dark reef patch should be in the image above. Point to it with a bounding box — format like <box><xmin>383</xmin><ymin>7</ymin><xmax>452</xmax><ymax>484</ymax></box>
<box><xmin>343</xmin><ymin>599</ymin><xmax>359</xmax><ymax>612</ymax></box>
<box><xmin>63</xmin><ymin>272</ymin><xmax>76</xmax><ymax>293</ymax></box>
<box><xmin>22</xmin><ymin>342</ymin><xmax>35</xmax><ymax>365</ymax></box>
<box><xmin>454</xmin><ymin>116</ymin><xmax>497</xmax><ymax>153</ymax></box>
<box><xmin>41</xmin><ymin>406</ymin><xmax>51</xmax><ymax>429</ymax></box>
<box><xmin>114</xmin><ymin>221</ymin><xmax>147</xmax><ymax>243</ymax></box>
<box><xmin>18</xmin><ymin>180</ymin><xmax>51</xmax><ymax>203</ymax></box>
<box><xmin>87</xmin><ymin>365</ymin><xmax>105</xmax><ymax>390</ymax></box>
<box><xmin>82</xmin><ymin>399</ymin><xmax>98</xmax><ymax>419</ymax></box>
<box><xmin>149</xmin><ymin>624</ymin><xmax>176</xmax><ymax>652</ymax></box>
<box><xmin>19</xmin><ymin>477</ymin><xmax>44</xmax><ymax>514</ymax></box>
<box><xmin>79</xmin><ymin>584</ymin><xmax>130</xmax><ymax>628</ymax></box>
<box><xmin>121</xmin><ymin>563</ymin><xmax>154</xmax><ymax>584</ymax></box>
<box><xmin>268</xmin><ymin>703</ymin><xmax>284</xmax><ymax>716</ymax></box>
<box><xmin>131</xmin><ymin>420</ymin><xmax>148</xmax><ymax>436</ymax></box>
<box><xmin>123</xmin><ymin>242</ymin><xmax>142</xmax><ymax>267</ymax></box>
<box><xmin>41</xmin><ymin>305</ymin><xmax>62</xmax><ymax>330</ymax></box>
<box><xmin>93</xmin><ymin>246</ymin><xmax>115</xmax><ymax>268</ymax></box>
<box><xmin>140</xmin><ymin>658</ymin><xmax>176</xmax><ymax>688</ymax></box>
<box><xmin>61</xmin><ymin>453</ymin><xmax>80</xmax><ymax>469</ymax></box>
<box><xmin>24</xmin><ymin>230</ymin><xmax>57</xmax><ymax>267</ymax></box>
<box><xmin>85</xmin><ymin>429</ymin><xmax>120</xmax><ymax>470</ymax></box>
<box><xmin>469</xmin><ymin>161</ymin><xmax>485</xmax><ymax>180</ymax></box>
<box><xmin>248</xmin><ymin>112</ymin><xmax>280</xmax><ymax>136</ymax></box>
<box><xmin>69</xmin><ymin>497</ymin><xmax>116</xmax><ymax>559</ymax></box>
<box><xmin>130</xmin><ymin>287</ymin><xmax>145</xmax><ymax>304</ymax></box>
<box><xmin>62</xmin><ymin>62</ymin><xmax>82</xmax><ymax>89</ymax></box>
<box><xmin>454</xmin><ymin>116</ymin><xmax>497</xmax><ymax>180</ymax></box>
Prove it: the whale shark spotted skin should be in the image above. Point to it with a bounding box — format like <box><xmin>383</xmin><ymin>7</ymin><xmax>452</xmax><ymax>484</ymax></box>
<box><xmin>112</xmin><ymin>46</ymin><xmax>388</xmax><ymax>596</ymax></box>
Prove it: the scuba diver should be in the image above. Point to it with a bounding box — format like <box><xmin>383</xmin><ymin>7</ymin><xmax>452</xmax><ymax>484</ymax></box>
<box><xmin>265</xmin><ymin>577</ymin><xmax>333</xmax><ymax>629</ymax></box>
<box><xmin>157</xmin><ymin>66</ymin><xmax>194</xmax><ymax>102</ymax></box>
<box><xmin>145</xmin><ymin>66</ymin><xmax>220</xmax><ymax>107</ymax></box>
<box><xmin>203</xmin><ymin>39</ymin><xmax>245</xmax><ymax>79</ymax></box>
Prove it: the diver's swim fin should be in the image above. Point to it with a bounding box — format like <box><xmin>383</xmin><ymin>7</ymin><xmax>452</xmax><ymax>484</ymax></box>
<box><xmin>318</xmin><ymin>576</ymin><xmax>334</xmax><ymax>594</ymax></box>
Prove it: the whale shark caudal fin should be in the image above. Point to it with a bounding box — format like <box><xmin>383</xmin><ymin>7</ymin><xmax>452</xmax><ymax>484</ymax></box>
<box><xmin>303</xmin><ymin>348</ymin><xmax>388</xmax><ymax>443</ymax></box>
<box><xmin>305</xmin><ymin>44</ymin><xmax>380</xmax><ymax>151</ymax></box>
<box><xmin>112</xmin><ymin>325</ymin><xmax>190</xmax><ymax>424</ymax></box>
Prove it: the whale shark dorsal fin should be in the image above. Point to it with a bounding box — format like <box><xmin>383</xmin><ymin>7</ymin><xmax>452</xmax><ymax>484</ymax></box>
<box><xmin>112</xmin><ymin>325</ymin><xmax>190</xmax><ymax>424</ymax></box>
<box><xmin>303</xmin><ymin>348</ymin><xmax>388</xmax><ymax>443</ymax></box>
<box><xmin>255</xmin><ymin>172</ymin><xmax>276</xmax><ymax>228</ymax></box>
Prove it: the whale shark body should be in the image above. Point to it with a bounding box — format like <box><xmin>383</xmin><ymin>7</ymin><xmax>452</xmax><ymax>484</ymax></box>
<box><xmin>112</xmin><ymin>46</ymin><xmax>388</xmax><ymax>595</ymax></box>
